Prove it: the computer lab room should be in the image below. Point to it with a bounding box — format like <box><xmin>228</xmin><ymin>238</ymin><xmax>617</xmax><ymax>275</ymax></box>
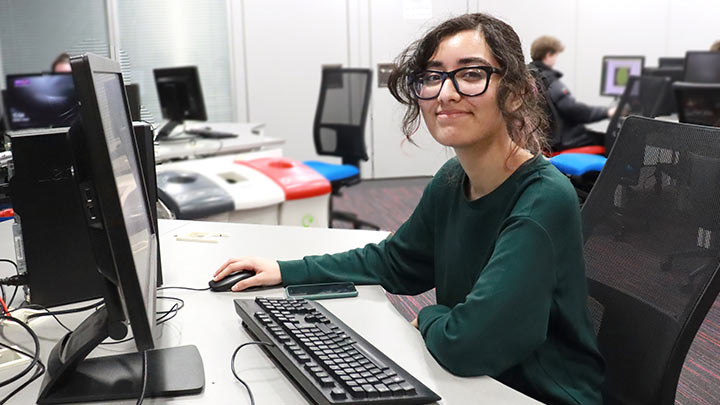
<box><xmin>0</xmin><ymin>0</ymin><xmax>719</xmax><ymax>404</ymax></box>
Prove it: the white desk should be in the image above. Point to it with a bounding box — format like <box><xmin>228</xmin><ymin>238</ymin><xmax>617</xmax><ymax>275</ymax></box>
<box><xmin>1</xmin><ymin>220</ymin><xmax>537</xmax><ymax>404</ymax></box>
<box><xmin>154</xmin><ymin>122</ymin><xmax>284</xmax><ymax>163</ymax></box>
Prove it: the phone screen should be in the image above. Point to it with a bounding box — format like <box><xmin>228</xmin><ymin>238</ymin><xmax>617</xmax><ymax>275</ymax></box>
<box><xmin>286</xmin><ymin>282</ymin><xmax>357</xmax><ymax>298</ymax></box>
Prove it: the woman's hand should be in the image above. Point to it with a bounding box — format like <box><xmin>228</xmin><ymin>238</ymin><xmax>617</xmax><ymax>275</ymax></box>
<box><xmin>213</xmin><ymin>256</ymin><xmax>282</xmax><ymax>292</ymax></box>
<box><xmin>411</xmin><ymin>317</ymin><xmax>419</xmax><ymax>329</ymax></box>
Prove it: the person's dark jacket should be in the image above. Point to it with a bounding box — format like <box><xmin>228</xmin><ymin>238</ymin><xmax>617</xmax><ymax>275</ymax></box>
<box><xmin>530</xmin><ymin>60</ymin><xmax>609</xmax><ymax>151</ymax></box>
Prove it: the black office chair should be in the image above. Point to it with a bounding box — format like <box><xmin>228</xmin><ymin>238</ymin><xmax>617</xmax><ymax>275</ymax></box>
<box><xmin>674</xmin><ymin>82</ymin><xmax>720</xmax><ymax>127</ymax></box>
<box><xmin>550</xmin><ymin>75</ymin><xmax>671</xmax><ymax>202</ymax></box>
<box><xmin>303</xmin><ymin>68</ymin><xmax>379</xmax><ymax>230</ymax></box>
<box><xmin>581</xmin><ymin>116</ymin><xmax>720</xmax><ymax>404</ymax></box>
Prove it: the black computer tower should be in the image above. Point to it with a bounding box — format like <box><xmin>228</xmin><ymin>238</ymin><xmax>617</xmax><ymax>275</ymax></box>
<box><xmin>9</xmin><ymin>122</ymin><xmax>161</xmax><ymax>307</ymax></box>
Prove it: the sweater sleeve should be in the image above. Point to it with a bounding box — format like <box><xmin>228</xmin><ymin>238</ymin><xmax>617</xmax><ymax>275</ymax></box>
<box><xmin>417</xmin><ymin>216</ymin><xmax>556</xmax><ymax>377</ymax></box>
<box><xmin>279</xmin><ymin>181</ymin><xmax>436</xmax><ymax>296</ymax></box>
<box><xmin>550</xmin><ymin>80</ymin><xmax>609</xmax><ymax>124</ymax></box>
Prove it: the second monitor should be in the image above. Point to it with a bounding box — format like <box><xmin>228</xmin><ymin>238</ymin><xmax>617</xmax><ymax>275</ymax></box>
<box><xmin>601</xmin><ymin>55</ymin><xmax>645</xmax><ymax>97</ymax></box>
<box><xmin>153</xmin><ymin>66</ymin><xmax>207</xmax><ymax>139</ymax></box>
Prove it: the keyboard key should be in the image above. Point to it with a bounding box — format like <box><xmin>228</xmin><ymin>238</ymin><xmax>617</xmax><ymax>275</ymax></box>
<box><xmin>375</xmin><ymin>383</ymin><xmax>391</xmax><ymax>397</ymax></box>
<box><xmin>330</xmin><ymin>387</ymin><xmax>346</xmax><ymax>399</ymax></box>
<box><xmin>400</xmin><ymin>382</ymin><xmax>416</xmax><ymax>395</ymax></box>
<box><xmin>362</xmin><ymin>384</ymin><xmax>379</xmax><ymax>398</ymax></box>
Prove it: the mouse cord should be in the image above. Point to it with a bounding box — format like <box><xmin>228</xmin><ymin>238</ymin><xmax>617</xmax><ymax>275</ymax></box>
<box><xmin>157</xmin><ymin>286</ymin><xmax>210</xmax><ymax>292</ymax></box>
<box><xmin>231</xmin><ymin>341</ymin><xmax>276</xmax><ymax>405</ymax></box>
<box><xmin>136</xmin><ymin>350</ymin><xmax>148</xmax><ymax>405</ymax></box>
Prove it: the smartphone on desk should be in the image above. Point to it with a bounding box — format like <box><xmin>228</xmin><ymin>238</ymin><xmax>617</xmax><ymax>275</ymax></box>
<box><xmin>285</xmin><ymin>282</ymin><xmax>358</xmax><ymax>300</ymax></box>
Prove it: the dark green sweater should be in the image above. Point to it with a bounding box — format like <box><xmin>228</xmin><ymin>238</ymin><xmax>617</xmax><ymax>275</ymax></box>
<box><xmin>280</xmin><ymin>156</ymin><xmax>604</xmax><ymax>404</ymax></box>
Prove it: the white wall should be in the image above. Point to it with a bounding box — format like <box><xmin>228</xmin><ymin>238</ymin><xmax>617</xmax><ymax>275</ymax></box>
<box><xmin>232</xmin><ymin>0</ymin><xmax>720</xmax><ymax>179</ymax></box>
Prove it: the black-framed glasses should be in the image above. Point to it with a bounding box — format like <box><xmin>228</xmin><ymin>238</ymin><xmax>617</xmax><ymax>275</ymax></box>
<box><xmin>409</xmin><ymin>65</ymin><xmax>503</xmax><ymax>100</ymax></box>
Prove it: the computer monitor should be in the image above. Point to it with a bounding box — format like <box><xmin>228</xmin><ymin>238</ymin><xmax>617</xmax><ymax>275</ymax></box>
<box><xmin>674</xmin><ymin>82</ymin><xmax>720</xmax><ymax>127</ymax></box>
<box><xmin>642</xmin><ymin>67</ymin><xmax>685</xmax><ymax>115</ymax></box>
<box><xmin>684</xmin><ymin>51</ymin><xmax>720</xmax><ymax>83</ymax></box>
<box><xmin>659</xmin><ymin>57</ymin><xmax>685</xmax><ymax>69</ymax></box>
<box><xmin>4</xmin><ymin>73</ymin><xmax>78</xmax><ymax>130</ymax></box>
<box><xmin>36</xmin><ymin>53</ymin><xmax>203</xmax><ymax>403</ymax></box>
<box><xmin>600</xmin><ymin>56</ymin><xmax>645</xmax><ymax>97</ymax></box>
<box><xmin>153</xmin><ymin>66</ymin><xmax>207</xmax><ymax>139</ymax></box>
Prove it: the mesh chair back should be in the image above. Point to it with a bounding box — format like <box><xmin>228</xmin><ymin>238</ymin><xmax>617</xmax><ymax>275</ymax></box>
<box><xmin>674</xmin><ymin>82</ymin><xmax>720</xmax><ymax>127</ymax></box>
<box><xmin>605</xmin><ymin>76</ymin><xmax>670</xmax><ymax>155</ymax></box>
<box><xmin>313</xmin><ymin>68</ymin><xmax>372</xmax><ymax>167</ymax></box>
<box><xmin>581</xmin><ymin>116</ymin><xmax>720</xmax><ymax>404</ymax></box>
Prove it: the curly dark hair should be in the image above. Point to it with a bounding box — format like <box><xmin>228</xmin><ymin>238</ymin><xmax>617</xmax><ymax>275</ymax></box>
<box><xmin>388</xmin><ymin>13</ymin><xmax>548</xmax><ymax>155</ymax></box>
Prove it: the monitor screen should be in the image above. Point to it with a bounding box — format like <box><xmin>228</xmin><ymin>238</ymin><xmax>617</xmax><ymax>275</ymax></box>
<box><xmin>601</xmin><ymin>56</ymin><xmax>645</xmax><ymax>97</ymax></box>
<box><xmin>153</xmin><ymin>66</ymin><xmax>207</xmax><ymax>122</ymax></box>
<box><xmin>4</xmin><ymin>73</ymin><xmax>78</xmax><ymax>130</ymax></box>
<box><xmin>93</xmin><ymin>72</ymin><xmax>157</xmax><ymax>338</ymax></box>
<box><xmin>675</xmin><ymin>82</ymin><xmax>720</xmax><ymax>127</ymax></box>
<box><xmin>684</xmin><ymin>51</ymin><xmax>720</xmax><ymax>83</ymax></box>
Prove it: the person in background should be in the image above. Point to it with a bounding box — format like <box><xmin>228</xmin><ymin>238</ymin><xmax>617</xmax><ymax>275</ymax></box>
<box><xmin>51</xmin><ymin>52</ymin><xmax>71</xmax><ymax>73</ymax></box>
<box><xmin>212</xmin><ymin>13</ymin><xmax>603</xmax><ymax>404</ymax></box>
<box><xmin>529</xmin><ymin>36</ymin><xmax>615</xmax><ymax>152</ymax></box>
<box><xmin>711</xmin><ymin>40</ymin><xmax>720</xmax><ymax>52</ymax></box>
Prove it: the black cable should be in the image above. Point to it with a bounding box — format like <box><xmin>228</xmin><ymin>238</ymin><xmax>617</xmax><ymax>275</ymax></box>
<box><xmin>157</xmin><ymin>285</ymin><xmax>210</xmax><ymax>292</ymax></box>
<box><xmin>0</xmin><ymin>316</ymin><xmax>41</xmax><ymax>390</ymax></box>
<box><xmin>13</xmin><ymin>303</ymin><xmax>73</xmax><ymax>333</ymax></box>
<box><xmin>0</xmin><ymin>259</ymin><xmax>19</xmax><ymax>307</ymax></box>
<box><xmin>25</xmin><ymin>299</ymin><xmax>104</xmax><ymax>320</ymax></box>
<box><xmin>136</xmin><ymin>350</ymin><xmax>148</xmax><ymax>405</ymax></box>
<box><xmin>0</xmin><ymin>341</ymin><xmax>45</xmax><ymax>405</ymax></box>
<box><xmin>102</xmin><ymin>296</ymin><xmax>186</xmax><ymax>345</ymax></box>
<box><xmin>231</xmin><ymin>341</ymin><xmax>275</xmax><ymax>405</ymax></box>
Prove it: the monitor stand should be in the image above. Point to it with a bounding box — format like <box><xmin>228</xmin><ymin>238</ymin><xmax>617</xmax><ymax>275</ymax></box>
<box><xmin>156</xmin><ymin>120</ymin><xmax>182</xmax><ymax>140</ymax></box>
<box><xmin>37</xmin><ymin>308</ymin><xmax>204</xmax><ymax>404</ymax></box>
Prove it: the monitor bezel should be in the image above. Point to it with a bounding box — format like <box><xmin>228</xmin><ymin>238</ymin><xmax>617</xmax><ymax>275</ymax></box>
<box><xmin>600</xmin><ymin>55</ymin><xmax>645</xmax><ymax>97</ymax></box>
<box><xmin>69</xmin><ymin>52</ymin><xmax>157</xmax><ymax>351</ymax></box>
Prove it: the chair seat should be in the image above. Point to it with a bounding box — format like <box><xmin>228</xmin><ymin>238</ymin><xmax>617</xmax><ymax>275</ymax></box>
<box><xmin>552</xmin><ymin>145</ymin><xmax>606</xmax><ymax>157</ymax></box>
<box><xmin>303</xmin><ymin>160</ymin><xmax>359</xmax><ymax>182</ymax></box>
<box><xmin>550</xmin><ymin>153</ymin><xmax>607</xmax><ymax>176</ymax></box>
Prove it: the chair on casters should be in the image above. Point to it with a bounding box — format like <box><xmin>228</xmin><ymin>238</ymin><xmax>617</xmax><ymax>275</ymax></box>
<box><xmin>580</xmin><ymin>116</ymin><xmax>720</xmax><ymax>404</ymax></box>
<box><xmin>303</xmin><ymin>68</ymin><xmax>380</xmax><ymax>230</ymax></box>
<box><xmin>549</xmin><ymin>75</ymin><xmax>670</xmax><ymax>201</ymax></box>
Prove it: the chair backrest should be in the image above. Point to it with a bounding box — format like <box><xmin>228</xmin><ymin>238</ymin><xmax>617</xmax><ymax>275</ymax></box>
<box><xmin>312</xmin><ymin>68</ymin><xmax>372</xmax><ymax>167</ymax></box>
<box><xmin>581</xmin><ymin>116</ymin><xmax>720</xmax><ymax>404</ymax></box>
<box><xmin>604</xmin><ymin>76</ymin><xmax>670</xmax><ymax>155</ymax></box>
<box><xmin>674</xmin><ymin>82</ymin><xmax>720</xmax><ymax>127</ymax></box>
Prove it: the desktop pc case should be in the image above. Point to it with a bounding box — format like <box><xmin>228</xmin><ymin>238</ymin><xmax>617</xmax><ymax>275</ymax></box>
<box><xmin>9</xmin><ymin>121</ymin><xmax>161</xmax><ymax>307</ymax></box>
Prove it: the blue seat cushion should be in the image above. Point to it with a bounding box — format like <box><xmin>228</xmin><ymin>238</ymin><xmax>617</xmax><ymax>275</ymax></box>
<box><xmin>303</xmin><ymin>160</ymin><xmax>359</xmax><ymax>182</ymax></box>
<box><xmin>549</xmin><ymin>153</ymin><xmax>607</xmax><ymax>176</ymax></box>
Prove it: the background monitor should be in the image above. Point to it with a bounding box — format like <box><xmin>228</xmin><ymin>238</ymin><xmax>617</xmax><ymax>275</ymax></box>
<box><xmin>658</xmin><ymin>57</ymin><xmax>685</xmax><ymax>68</ymax></box>
<box><xmin>153</xmin><ymin>66</ymin><xmax>207</xmax><ymax>139</ymax></box>
<box><xmin>601</xmin><ymin>56</ymin><xmax>645</xmax><ymax>97</ymax></box>
<box><xmin>684</xmin><ymin>51</ymin><xmax>720</xmax><ymax>83</ymax></box>
<box><xmin>674</xmin><ymin>82</ymin><xmax>720</xmax><ymax>127</ymax></box>
<box><xmin>37</xmin><ymin>53</ymin><xmax>203</xmax><ymax>403</ymax></box>
<box><xmin>4</xmin><ymin>73</ymin><xmax>78</xmax><ymax>130</ymax></box>
<box><xmin>642</xmin><ymin>67</ymin><xmax>685</xmax><ymax>115</ymax></box>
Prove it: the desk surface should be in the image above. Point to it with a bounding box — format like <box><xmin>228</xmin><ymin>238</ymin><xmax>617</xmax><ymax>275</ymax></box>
<box><xmin>1</xmin><ymin>220</ymin><xmax>537</xmax><ymax>404</ymax></box>
<box><xmin>154</xmin><ymin>122</ymin><xmax>284</xmax><ymax>163</ymax></box>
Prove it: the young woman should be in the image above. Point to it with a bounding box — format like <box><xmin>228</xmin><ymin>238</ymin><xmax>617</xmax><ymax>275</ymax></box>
<box><xmin>213</xmin><ymin>13</ymin><xmax>604</xmax><ymax>404</ymax></box>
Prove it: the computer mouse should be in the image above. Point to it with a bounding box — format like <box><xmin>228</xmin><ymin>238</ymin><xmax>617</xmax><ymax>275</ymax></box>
<box><xmin>208</xmin><ymin>270</ymin><xmax>255</xmax><ymax>292</ymax></box>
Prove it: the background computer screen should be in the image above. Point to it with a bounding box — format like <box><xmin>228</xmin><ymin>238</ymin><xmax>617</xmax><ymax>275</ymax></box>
<box><xmin>93</xmin><ymin>70</ymin><xmax>157</xmax><ymax>341</ymax></box>
<box><xmin>659</xmin><ymin>57</ymin><xmax>685</xmax><ymax>69</ymax></box>
<box><xmin>601</xmin><ymin>56</ymin><xmax>645</xmax><ymax>97</ymax></box>
<box><xmin>684</xmin><ymin>51</ymin><xmax>720</xmax><ymax>83</ymax></box>
<box><xmin>5</xmin><ymin>73</ymin><xmax>78</xmax><ymax>130</ymax></box>
<box><xmin>153</xmin><ymin>66</ymin><xmax>207</xmax><ymax>122</ymax></box>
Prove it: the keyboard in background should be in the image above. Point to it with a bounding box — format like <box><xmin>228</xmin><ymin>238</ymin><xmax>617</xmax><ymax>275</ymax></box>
<box><xmin>184</xmin><ymin>127</ymin><xmax>238</xmax><ymax>139</ymax></box>
<box><xmin>234</xmin><ymin>297</ymin><xmax>441</xmax><ymax>404</ymax></box>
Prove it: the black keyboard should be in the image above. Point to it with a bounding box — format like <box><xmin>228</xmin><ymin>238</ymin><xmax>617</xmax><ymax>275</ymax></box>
<box><xmin>184</xmin><ymin>127</ymin><xmax>238</xmax><ymax>138</ymax></box>
<box><xmin>234</xmin><ymin>297</ymin><xmax>441</xmax><ymax>404</ymax></box>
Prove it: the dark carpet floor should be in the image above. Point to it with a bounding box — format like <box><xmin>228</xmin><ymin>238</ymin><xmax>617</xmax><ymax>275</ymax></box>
<box><xmin>332</xmin><ymin>176</ymin><xmax>720</xmax><ymax>405</ymax></box>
